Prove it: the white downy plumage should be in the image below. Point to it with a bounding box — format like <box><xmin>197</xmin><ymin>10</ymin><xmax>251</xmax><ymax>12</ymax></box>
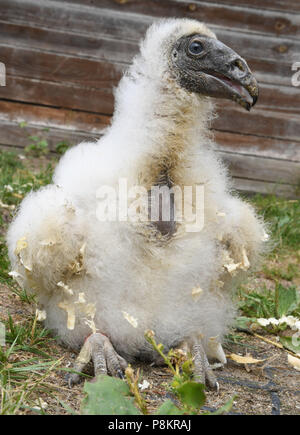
<box><xmin>7</xmin><ymin>19</ymin><xmax>267</xmax><ymax>367</ymax></box>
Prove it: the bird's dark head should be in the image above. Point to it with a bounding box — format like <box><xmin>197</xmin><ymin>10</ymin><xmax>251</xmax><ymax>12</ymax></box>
<box><xmin>170</xmin><ymin>32</ymin><xmax>258</xmax><ymax>111</ymax></box>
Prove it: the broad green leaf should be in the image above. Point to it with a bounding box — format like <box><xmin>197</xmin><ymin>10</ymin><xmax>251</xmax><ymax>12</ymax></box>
<box><xmin>155</xmin><ymin>400</ymin><xmax>184</xmax><ymax>415</ymax></box>
<box><xmin>279</xmin><ymin>336</ymin><xmax>300</xmax><ymax>355</ymax></box>
<box><xmin>176</xmin><ymin>381</ymin><xmax>205</xmax><ymax>409</ymax></box>
<box><xmin>276</xmin><ymin>284</ymin><xmax>298</xmax><ymax>317</ymax></box>
<box><xmin>81</xmin><ymin>374</ymin><xmax>141</xmax><ymax>415</ymax></box>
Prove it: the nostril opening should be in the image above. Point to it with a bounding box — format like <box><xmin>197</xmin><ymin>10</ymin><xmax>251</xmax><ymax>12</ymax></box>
<box><xmin>233</xmin><ymin>59</ymin><xmax>246</xmax><ymax>73</ymax></box>
<box><xmin>233</xmin><ymin>59</ymin><xmax>247</xmax><ymax>72</ymax></box>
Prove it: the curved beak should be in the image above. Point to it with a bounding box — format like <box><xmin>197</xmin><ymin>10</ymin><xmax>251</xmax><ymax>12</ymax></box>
<box><xmin>204</xmin><ymin>60</ymin><xmax>259</xmax><ymax>111</ymax></box>
<box><xmin>196</xmin><ymin>39</ymin><xmax>259</xmax><ymax>111</ymax></box>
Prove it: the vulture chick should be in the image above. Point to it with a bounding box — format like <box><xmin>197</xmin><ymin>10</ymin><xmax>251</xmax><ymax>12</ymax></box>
<box><xmin>7</xmin><ymin>19</ymin><xmax>267</xmax><ymax>388</ymax></box>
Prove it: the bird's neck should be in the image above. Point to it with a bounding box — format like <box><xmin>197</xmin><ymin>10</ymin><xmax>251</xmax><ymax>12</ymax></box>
<box><xmin>110</xmin><ymin>73</ymin><xmax>214</xmax><ymax>188</ymax></box>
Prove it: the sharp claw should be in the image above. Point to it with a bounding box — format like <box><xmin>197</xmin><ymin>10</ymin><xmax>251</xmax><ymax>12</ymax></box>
<box><xmin>65</xmin><ymin>373</ymin><xmax>80</xmax><ymax>387</ymax></box>
<box><xmin>117</xmin><ymin>369</ymin><xmax>125</xmax><ymax>379</ymax></box>
<box><xmin>65</xmin><ymin>374</ymin><xmax>70</xmax><ymax>384</ymax></box>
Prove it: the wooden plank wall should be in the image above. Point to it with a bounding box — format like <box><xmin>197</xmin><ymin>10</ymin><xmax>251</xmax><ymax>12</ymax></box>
<box><xmin>0</xmin><ymin>0</ymin><xmax>299</xmax><ymax>197</ymax></box>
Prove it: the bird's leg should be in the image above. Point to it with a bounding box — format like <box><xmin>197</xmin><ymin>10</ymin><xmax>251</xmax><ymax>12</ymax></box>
<box><xmin>66</xmin><ymin>332</ymin><xmax>128</xmax><ymax>387</ymax></box>
<box><xmin>66</xmin><ymin>337</ymin><xmax>92</xmax><ymax>386</ymax></box>
<box><xmin>191</xmin><ymin>337</ymin><xmax>219</xmax><ymax>391</ymax></box>
<box><xmin>90</xmin><ymin>333</ymin><xmax>128</xmax><ymax>378</ymax></box>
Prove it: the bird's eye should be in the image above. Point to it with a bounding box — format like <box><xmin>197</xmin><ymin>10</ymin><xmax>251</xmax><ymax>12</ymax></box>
<box><xmin>188</xmin><ymin>40</ymin><xmax>203</xmax><ymax>55</ymax></box>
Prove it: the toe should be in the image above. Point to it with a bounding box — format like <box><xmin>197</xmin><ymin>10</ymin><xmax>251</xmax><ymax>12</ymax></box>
<box><xmin>105</xmin><ymin>347</ymin><xmax>127</xmax><ymax>377</ymax></box>
<box><xmin>67</xmin><ymin>333</ymin><xmax>128</xmax><ymax>383</ymax></box>
<box><xmin>65</xmin><ymin>372</ymin><xmax>81</xmax><ymax>387</ymax></box>
<box><xmin>117</xmin><ymin>354</ymin><xmax>128</xmax><ymax>371</ymax></box>
<box><xmin>117</xmin><ymin>369</ymin><xmax>125</xmax><ymax>379</ymax></box>
<box><xmin>205</xmin><ymin>368</ymin><xmax>219</xmax><ymax>391</ymax></box>
<box><xmin>191</xmin><ymin>337</ymin><xmax>220</xmax><ymax>390</ymax></box>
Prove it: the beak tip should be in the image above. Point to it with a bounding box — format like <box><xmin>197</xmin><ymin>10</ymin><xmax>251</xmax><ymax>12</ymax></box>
<box><xmin>245</xmin><ymin>102</ymin><xmax>251</xmax><ymax>112</ymax></box>
<box><xmin>252</xmin><ymin>95</ymin><xmax>258</xmax><ymax>107</ymax></box>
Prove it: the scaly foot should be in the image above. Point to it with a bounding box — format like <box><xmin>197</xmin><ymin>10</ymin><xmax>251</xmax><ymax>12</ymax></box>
<box><xmin>66</xmin><ymin>332</ymin><xmax>128</xmax><ymax>387</ymax></box>
<box><xmin>191</xmin><ymin>338</ymin><xmax>219</xmax><ymax>391</ymax></box>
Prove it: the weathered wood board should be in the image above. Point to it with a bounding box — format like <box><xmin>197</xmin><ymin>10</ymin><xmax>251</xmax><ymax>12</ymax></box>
<box><xmin>0</xmin><ymin>0</ymin><xmax>299</xmax><ymax>197</ymax></box>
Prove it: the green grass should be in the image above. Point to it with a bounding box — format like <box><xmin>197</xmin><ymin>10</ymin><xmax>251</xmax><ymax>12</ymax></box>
<box><xmin>0</xmin><ymin>150</ymin><xmax>53</xmax><ymax>207</ymax></box>
<box><xmin>0</xmin><ymin>150</ymin><xmax>54</xmax><ymax>288</ymax></box>
<box><xmin>0</xmin><ymin>150</ymin><xmax>61</xmax><ymax>414</ymax></box>
<box><xmin>249</xmin><ymin>194</ymin><xmax>300</xmax><ymax>253</ymax></box>
<box><xmin>262</xmin><ymin>263</ymin><xmax>299</xmax><ymax>282</ymax></box>
<box><xmin>0</xmin><ymin>343</ymin><xmax>62</xmax><ymax>414</ymax></box>
<box><xmin>236</xmin><ymin>281</ymin><xmax>300</xmax><ymax>356</ymax></box>
<box><xmin>0</xmin><ymin>313</ymin><xmax>61</xmax><ymax>414</ymax></box>
<box><xmin>238</xmin><ymin>283</ymin><xmax>300</xmax><ymax>320</ymax></box>
<box><xmin>5</xmin><ymin>314</ymin><xmax>53</xmax><ymax>351</ymax></box>
<box><xmin>236</xmin><ymin>194</ymin><xmax>300</xmax><ymax>340</ymax></box>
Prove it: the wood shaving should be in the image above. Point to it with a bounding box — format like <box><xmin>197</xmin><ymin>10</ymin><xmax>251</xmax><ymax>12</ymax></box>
<box><xmin>68</xmin><ymin>243</ymin><xmax>86</xmax><ymax>275</ymax></box>
<box><xmin>75</xmin><ymin>293</ymin><xmax>96</xmax><ymax>333</ymax></box>
<box><xmin>57</xmin><ymin>281</ymin><xmax>74</xmax><ymax>296</ymax></box>
<box><xmin>222</xmin><ymin>247</ymin><xmax>250</xmax><ymax>275</ymax></box>
<box><xmin>84</xmin><ymin>318</ymin><xmax>97</xmax><ymax>334</ymax></box>
<box><xmin>15</xmin><ymin>236</ymin><xmax>32</xmax><ymax>271</ymax></box>
<box><xmin>224</xmin><ymin>261</ymin><xmax>242</xmax><ymax>275</ymax></box>
<box><xmin>228</xmin><ymin>353</ymin><xmax>265</xmax><ymax>364</ymax></box>
<box><xmin>57</xmin><ymin>285</ymin><xmax>96</xmax><ymax>332</ymax></box>
<box><xmin>288</xmin><ymin>354</ymin><xmax>300</xmax><ymax>371</ymax></box>
<box><xmin>75</xmin><ymin>292</ymin><xmax>86</xmax><ymax>304</ymax></box>
<box><xmin>122</xmin><ymin>311</ymin><xmax>138</xmax><ymax>328</ymax></box>
<box><xmin>15</xmin><ymin>237</ymin><xmax>28</xmax><ymax>255</ymax></box>
<box><xmin>39</xmin><ymin>238</ymin><xmax>57</xmax><ymax>246</ymax></box>
<box><xmin>8</xmin><ymin>270</ymin><xmax>25</xmax><ymax>286</ymax></box>
<box><xmin>191</xmin><ymin>286</ymin><xmax>203</xmax><ymax>301</ymax></box>
<box><xmin>241</xmin><ymin>247</ymin><xmax>250</xmax><ymax>270</ymax></box>
<box><xmin>36</xmin><ymin>308</ymin><xmax>47</xmax><ymax>321</ymax></box>
<box><xmin>80</xmin><ymin>303</ymin><xmax>96</xmax><ymax>319</ymax></box>
<box><xmin>58</xmin><ymin>300</ymin><xmax>75</xmax><ymax>330</ymax></box>
<box><xmin>222</xmin><ymin>250</ymin><xmax>240</xmax><ymax>275</ymax></box>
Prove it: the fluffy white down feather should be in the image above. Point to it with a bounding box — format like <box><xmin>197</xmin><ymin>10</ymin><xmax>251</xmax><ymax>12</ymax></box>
<box><xmin>6</xmin><ymin>19</ymin><xmax>267</xmax><ymax>362</ymax></box>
